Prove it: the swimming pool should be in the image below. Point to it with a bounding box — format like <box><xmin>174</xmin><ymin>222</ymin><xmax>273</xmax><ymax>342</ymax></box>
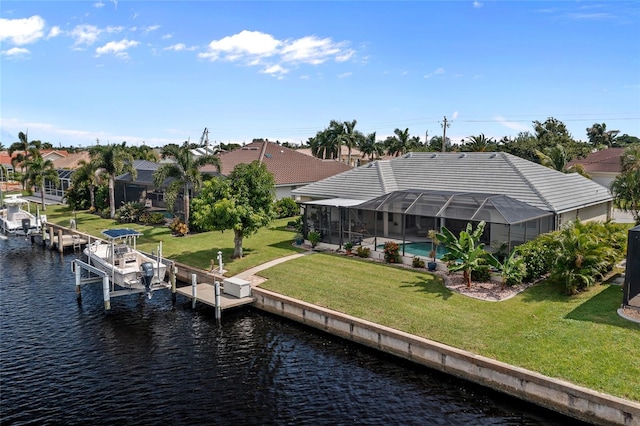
<box><xmin>376</xmin><ymin>242</ymin><xmax>448</xmax><ymax>259</ymax></box>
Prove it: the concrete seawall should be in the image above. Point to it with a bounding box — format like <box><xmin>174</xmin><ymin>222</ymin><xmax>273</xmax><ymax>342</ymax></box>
<box><xmin>252</xmin><ymin>287</ymin><xmax>640</xmax><ymax>426</ymax></box>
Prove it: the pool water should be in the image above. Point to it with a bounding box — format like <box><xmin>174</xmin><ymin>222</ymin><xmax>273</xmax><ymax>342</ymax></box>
<box><xmin>377</xmin><ymin>242</ymin><xmax>448</xmax><ymax>259</ymax></box>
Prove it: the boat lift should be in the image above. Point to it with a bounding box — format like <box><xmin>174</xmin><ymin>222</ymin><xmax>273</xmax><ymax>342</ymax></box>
<box><xmin>72</xmin><ymin>254</ymin><xmax>177</xmax><ymax>311</ymax></box>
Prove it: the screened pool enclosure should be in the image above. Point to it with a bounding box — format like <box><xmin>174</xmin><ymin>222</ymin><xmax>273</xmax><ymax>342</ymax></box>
<box><xmin>301</xmin><ymin>190</ymin><xmax>554</xmax><ymax>255</ymax></box>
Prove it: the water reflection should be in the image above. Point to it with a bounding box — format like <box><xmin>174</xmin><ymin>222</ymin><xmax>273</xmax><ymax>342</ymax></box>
<box><xmin>0</xmin><ymin>237</ymin><xmax>581</xmax><ymax>425</ymax></box>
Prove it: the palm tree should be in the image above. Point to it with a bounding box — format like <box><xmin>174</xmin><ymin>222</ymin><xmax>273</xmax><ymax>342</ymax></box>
<box><xmin>535</xmin><ymin>144</ymin><xmax>591</xmax><ymax>178</ymax></box>
<box><xmin>72</xmin><ymin>159</ymin><xmax>101</xmax><ymax>210</ymax></box>
<box><xmin>22</xmin><ymin>150</ymin><xmax>59</xmax><ymax>211</ymax></box>
<box><xmin>341</xmin><ymin>119</ymin><xmax>363</xmax><ymax>166</ymax></box>
<box><xmin>153</xmin><ymin>142</ymin><xmax>221</xmax><ymax>231</ymax></box>
<box><xmin>358</xmin><ymin>132</ymin><xmax>384</xmax><ymax>161</ymax></box>
<box><xmin>328</xmin><ymin>119</ymin><xmax>347</xmax><ymax>163</ymax></box>
<box><xmin>586</xmin><ymin>123</ymin><xmax>619</xmax><ymax>148</ymax></box>
<box><xmin>90</xmin><ymin>144</ymin><xmax>136</xmax><ymax>219</ymax></box>
<box><xmin>386</xmin><ymin>128</ymin><xmax>417</xmax><ymax>157</ymax></box>
<box><xmin>611</xmin><ymin>144</ymin><xmax>640</xmax><ymax>224</ymax></box>
<box><xmin>462</xmin><ymin>134</ymin><xmax>495</xmax><ymax>152</ymax></box>
<box><xmin>309</xmin><ymin>130</ymin><xmax>338</xmax><ymax>160</ymax></box>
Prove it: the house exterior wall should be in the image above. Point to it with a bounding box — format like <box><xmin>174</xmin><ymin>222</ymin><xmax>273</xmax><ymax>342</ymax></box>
<box><xmin>275</xmin><ymin>185</ymin><xmax>293</xmax><ymax>200</ymax></box>
<box><xmin>558</xmin><ymin>202</ymin><xmax>610</xmax><ymax>227</ymax></box>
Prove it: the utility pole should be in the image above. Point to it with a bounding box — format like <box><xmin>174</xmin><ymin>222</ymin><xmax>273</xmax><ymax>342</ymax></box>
<box><xmin>441</xmin><ymin>116</ymin><xmax>450</xmax><ymax>153</ymax></box>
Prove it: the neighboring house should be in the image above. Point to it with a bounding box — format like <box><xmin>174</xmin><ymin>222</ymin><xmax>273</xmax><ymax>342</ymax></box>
<box><xmin>0</xmin><ymin>151</ymin><xmax>16</xmax><ymax>180</ymax></box>
<box><xmin>115</xmin><ymin>160</ymin><xmax>169</xmax><ymax>209</ymax></box>
<box><xmin>200</xmin><ymin>140</ymin><xmax>352</xmax><ymax>199</ymax></box>
<box><xmin>297</xmin><ymin>145</ymin><xmax>391</xmax><ymax>167</ymax></box>
<box><xmin>567</xmin><ymin>147</ymin><xmax>625</xmax><ymax>189</ymax></box>
<box><xmin>292</xmin><ymin>152</ymin><xmax>613</xmax><ymax>251</ymax></box>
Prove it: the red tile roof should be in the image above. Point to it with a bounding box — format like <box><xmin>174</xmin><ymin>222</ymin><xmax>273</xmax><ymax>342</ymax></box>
<box><xmin>200</xmin><ymin>141</ymin><xmax>352</xmax><ymax>185</ymax></box>
<box><xmin>51</xmin><ymin>151</ymin><xmax>90</xmax><ymax>169</ymax></box>
<box><xmin>568</xmin><ymin>148</ymin><xmax>624</xmax><ymax>173</ymax></box>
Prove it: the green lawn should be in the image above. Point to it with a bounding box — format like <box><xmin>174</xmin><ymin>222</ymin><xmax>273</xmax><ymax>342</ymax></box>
<box><xmin>259</xmin><ymin>253</ymin><xmax>640</xmax><ymax>402</ymax></box>
<box><xmin>42</xmin><ymin>204</ymin><xmax>640</xmax><ymax>402</ymax></box>
<box><xmin>43</xmin><ymin>204</ymin><xmax>304</xmax><ymax>276</ymax></box>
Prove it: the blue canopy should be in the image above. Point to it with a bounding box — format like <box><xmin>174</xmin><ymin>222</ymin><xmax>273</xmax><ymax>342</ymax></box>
<box><xmin>101</xmin><ymin>228</ymin><xmax>143</xmax><ymax>239</ymax></box>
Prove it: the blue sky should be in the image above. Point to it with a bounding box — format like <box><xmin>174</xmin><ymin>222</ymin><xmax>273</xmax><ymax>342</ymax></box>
<box><xmin>1</xmin><ymin>1</ymin><xmax>639</xmax><ymax>148</ymax></box>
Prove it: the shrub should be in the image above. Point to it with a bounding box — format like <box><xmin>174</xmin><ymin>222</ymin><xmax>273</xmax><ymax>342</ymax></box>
<box><xmin>344</xmin><ymin>241</ymin><xmax>354</xmax><ymax>252</ymax></box>
<box><xmin>294</xmin><ymin>233</ymin><xmax>304</xmax><ymax>245</ymax></box>
<box><xmin>115</xmin><ymin>202</ymin><xmax>146</xmax><ymax>224</ymax></box>
<box><xmin>308</xmin><ymin>231</ymin><xmax>321</xmax><ymax>248</ymax></box>
<box><xmin>471</xmin><ymin>265</ymin><xmax>491</xmax><ymax>282</ymax></box>
<box><xmin>412</xmin><ymin>256</ymin><xmax>425</xmax><ymax>268</ymax></box>
<box><xmin>169</xmin><ymin>218</ymin><xmax>188</xmax><ymax>236</ymax></box>
<box><xmin>139</xmin><ymin>212</ymin><xmax>166</xmax><ymax>225</ymax></box>
<box><xmin>383</xmin><ymin>241</ymin><xmax>401</xmax><ymax>264</ymax></box>
<box><xmin>501</xmin><ymin>251</ymin><xmax>526</xmax><ymax>287</ymax></box>
<box><xmin>356</xmin><ymin>246</ymin><xmax>370</xmax><ymax>258</ymax></box>
<box><xmin>275</xmin><ymin>198</ymin><xmax>300</xmax><ymax>218</ymax></box>
<box><xmin>516</xmin><ymin>234</ymin><xmax>559</xmax><ymax>282</ymax></box>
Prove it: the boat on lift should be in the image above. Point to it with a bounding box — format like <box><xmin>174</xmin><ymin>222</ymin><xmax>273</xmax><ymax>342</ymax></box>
<box><xmin>84</xmin><ymin>228</ymin><xmax>168</xmax><ymax>297</ymax></box>
<box><xmin>0</xmin><ymin>194</ymin><xmax>44</xmax><ymax>235</ymax></box>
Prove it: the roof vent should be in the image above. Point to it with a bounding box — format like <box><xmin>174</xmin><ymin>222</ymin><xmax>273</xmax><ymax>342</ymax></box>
<box><xmin>265</xmin><ymin>153</ymin><xmax>272</xmax><ymax>158</ymax></box>
<box><xmin>366</xmin><ymin>162</ymin><xmax>375</xmax><ymax>168</ymax></box>
<box><xmin>430</xmin><ymin>153</ymin><xmax>437</xmax><ymax>158</ymax></box>
<box><xmin>458</xmin><ymin>153</ymin><xmax>467</xmax><ymax>158</ymax></box>
<box><xmin>489</xmin><ymin>153</ymin><xmax>497</xmax><ymax>158</ymax></box>
<box><xmin>403</xmin><ymin>153</ymin><xmax>412</xmax><ymax>158</ymax></box>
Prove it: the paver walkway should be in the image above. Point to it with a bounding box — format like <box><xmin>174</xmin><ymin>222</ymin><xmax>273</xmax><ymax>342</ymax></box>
<box><xmin>233</xmin><ymin>252</ymin><xmax>312</xmax><ymax>280</ymax></box>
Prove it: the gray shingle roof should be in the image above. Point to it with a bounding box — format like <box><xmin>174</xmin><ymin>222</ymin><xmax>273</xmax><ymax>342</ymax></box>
<box><xmin>292</xmin><ymin>152</ymin><xmax>612</xmax><ymax>214</ymax></box>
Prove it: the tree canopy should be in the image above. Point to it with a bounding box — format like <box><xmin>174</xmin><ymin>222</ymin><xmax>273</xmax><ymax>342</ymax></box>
<box><xmin>191</xmin><ymin>161</ymin><xmax>276</xmax><ymax>258</ymax></box>
<box><xmin>610</xmin><ymin>144</ymin><xmax>640</xmax><ymax>224</ymax></box>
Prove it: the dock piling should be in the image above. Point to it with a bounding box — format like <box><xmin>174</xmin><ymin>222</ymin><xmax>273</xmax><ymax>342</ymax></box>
<box><xmin>57</xmin><ymin>230</ymin><xmax>63</xmax><ymax>253</ymax></box>
<box><xmin>75</xmin><ymin>260</ymin><xmax>82</xmax><ymax>300</ymax></box>
<box><xmin>191</xmin><ymin>273</ymin><xmax>197</xmax><ymax>309</ymax></box>
<box><xmin>103</xmin><ymin>275</ymin><xmax>111</xmax><ymax>310</ymax></box>
<box><xmin>170</xmin><ymin>265</ymin><xmax>177</xmax><ymax>305</ymax></box>
<box><xmin>215</xmin><ymin>281</ymin><xmax>221</xmax><ymax>320</ymax></box>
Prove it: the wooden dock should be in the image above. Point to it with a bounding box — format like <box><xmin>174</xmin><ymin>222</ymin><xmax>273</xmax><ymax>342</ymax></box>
<box><xmin>175</xmin><ymin>283</ymin><xmax>256</xmax><ymax>310</ymax></box>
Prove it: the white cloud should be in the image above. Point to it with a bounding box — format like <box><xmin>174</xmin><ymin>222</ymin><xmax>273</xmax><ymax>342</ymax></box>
<box><xmin>162</xmin><ymin>33</ymin><xmax>173</xmax><ymax>40</ymax></box>
<box><xmin>199</xmin><ymin>30</ymin><xmax>281</xmax><ymax>61</ymax></box>
<box><xmin>452</xmin><ymin>111</ymin><xmax>459</xmax><ymax>119</ymax></box>
<box><xmin>261</xmin><ymin>64</ymin><xmax>288</xmax><ymax>78</ymax></box>
<box><xmin>70</xmin><ymin>24</ymin><xmax>102</xmax><ymax>46</ymax></box>
<box><xmin>473</xmin><ymin>1</ymin><xmax>483</xmax><ymax>8</ymax></box>
<box><xmin>199</xmin><ymin>30</ymin><xmax>355</xmax><ymax>75</ymax></box>
<box><xmin>94</xmin><ymin>1</ymin><xmax>105</xmax><ymax>8</ymax></box>
<box><xmin>95</xmin><ymin>39</ymin><xmax>139</xmax><ymax>59</ymax></box>
<box><xmin>1</xmin><ymin>47</ymin><xmax>31</xmax><ymax>58</ymax></box>
<box><xmin>164</xmin><ymin>43</ymin><xmax>197</xmax><ymax>52</ymax></box>
<box><xmin>495</xmin><ymin>116</ymin><xmax>530</xmax><ymax>132</ymax></box>
<box><xmin>424</xmin><ymin>67</ymin><xmax>445</xmax><ymax>78</ymax></box>
<box><xmin>338</xmin><ymin>72</ymin><xmax>352</xmax><ymax>78</ymax></box>
<box><xmin>142</xmin><ymin>25</ymin><xmax>161</xmax><ymax>34</ymax></box>
<box><xmin>47</xmin><ymin>26</ymin><xmax>62</xmax><ymax>39</ymax></box>
<box><xmin>0</xmin><ymin>16</ymin><xmax>46</xmax><ymax>45</ymax></box>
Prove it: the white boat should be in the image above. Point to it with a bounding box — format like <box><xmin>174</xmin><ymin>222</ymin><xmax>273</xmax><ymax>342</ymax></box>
<box><xmin>0</xmin><ymin>194</ymin><xmax>44</xmax><ymax>235</ymax></box>
<box><xmin>84</xmin><ymin>228</ymin><xmax>168</xmax><ymax>294</ymax></box>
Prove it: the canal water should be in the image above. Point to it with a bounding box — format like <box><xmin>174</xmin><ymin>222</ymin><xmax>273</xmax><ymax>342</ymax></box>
<box><xmin>0</xmin><ymin>237</ymin><xmax>583</xmax><ymax>425</ymax></box>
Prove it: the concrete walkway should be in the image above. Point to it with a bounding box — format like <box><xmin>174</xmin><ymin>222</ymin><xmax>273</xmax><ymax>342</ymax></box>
<box><xmin>233</xmin><ymin>252</ymin><xmax>313</xmax><ymax>280</ymax></box>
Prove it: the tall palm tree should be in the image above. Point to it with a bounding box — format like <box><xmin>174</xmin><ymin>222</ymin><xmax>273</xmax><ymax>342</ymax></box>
<box><xmin>620</xmin><ymin>144</ymin><xmax>640</xmax><ymax>173</ymax></box>
<box><xmin>358</xmin><ymin>132</ymin><xmax>384</xmax><ymax>161</ymax></box>
<box><xmin>327</xmin><ymin>119</ymin><xmax>347</xmax><ymax>163</ymax></box>
<box><xmin>386</xmin><ymin>128</ymin><xmax>416</xmax><ymax>157</ymax></box>
<box><xmin>22</xmin><ymin>150</ymin><xmax>59</xmax><ymax>211</ymax></box>
<box><xmin>8</xmin><ymin>131</ymin><xmax>34</xmax><ymax>188</ymax></box>
<box><xmin>611</xmin><ymin>144</ymin><xmax>640</xmax><ymax>224</ymax></box>
<box><xmin>153</xmin><ymin>142</ymin><xmax>221</xmax><ymax>231</ymax></box>
<box><xmin>90</xmin><ymin>144</ymin><xmax>136</xmax><ymax>219</ymax></box>
<box><xmin>341</xmin><ymin>119</ymin><xmax>363</xmax><ymax>166</ymax></box>
<box><xmin>72</xmin><ymin>159</ymin><xmax>101</xmax><ymax>210</ymax></box>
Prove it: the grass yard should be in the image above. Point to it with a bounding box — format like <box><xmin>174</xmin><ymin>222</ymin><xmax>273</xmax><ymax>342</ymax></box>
<box><xmin>259</xmin><ymin>253</ymin><xmax>640</xmax><ymax>402</ymax></box>
<box><xmin>41</xmin><ymin>204</ymin><xmax>640</xmax><ymax>402</ymax></box>
<box><xmin>42</xmin><ymin>205</ymin><xmax>304</xmax><ymax>276</ymax></box>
